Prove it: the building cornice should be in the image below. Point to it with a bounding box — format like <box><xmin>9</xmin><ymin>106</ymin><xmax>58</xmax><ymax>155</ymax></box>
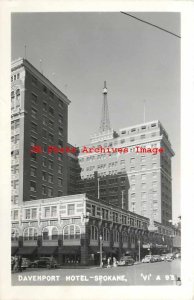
<box><xmin>11</xmin><ymin>58</ymin><xmax>71</xmax><ymax>106</ymax></box>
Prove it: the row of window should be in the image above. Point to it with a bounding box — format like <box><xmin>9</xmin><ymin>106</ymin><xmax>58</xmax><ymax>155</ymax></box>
<box><xmin>31</xmin><ymin>93</ymin><xmax>65</xmax><ymax>118</ymax></box>
<box><xmin>12</xmin><ymin>203</ymin><xmax>77</xmax><ymax>221</ymax></box>
<box><xmin>11</xmin><ymin>73</ymin><xmax>20</xmax><ymax>82</ymax></box>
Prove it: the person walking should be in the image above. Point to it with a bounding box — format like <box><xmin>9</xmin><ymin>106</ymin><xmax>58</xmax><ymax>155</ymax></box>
<box><xmin>18</xmin><ymin>255</ymin><xmax>22</xmax><ymax>272</ymax></box>
<box><xmin>113</xmin><ymin>257</ymin><xmax>117</xmax><ymax>267</ymax></box>
<box><xmin>107</xmin><ymin>256</ymin><xmax>111</xmax><ymax>268</ymax></box>
<box><xmin>13</xmin><ymin>256</ymin><xmax>19</xmax><ymax>272</ymax></box>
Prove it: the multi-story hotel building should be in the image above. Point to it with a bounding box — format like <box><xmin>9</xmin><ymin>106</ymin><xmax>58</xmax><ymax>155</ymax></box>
<box><xmin>11</xmin><ymin>58</ymin><xmax>70</xmax><ymax>205</ymax></box>
<box><xmin>11</xmin><ymin>194</ymin><xmax>174</xmax><ymax>265</ymax></box>
<box><xmin>76</xmin><ymin>83</ymin><xmax>175</xmax><ymax>226</ymax></box>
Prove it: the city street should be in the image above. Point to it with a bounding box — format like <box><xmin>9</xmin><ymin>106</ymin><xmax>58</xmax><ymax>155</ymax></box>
<box><xmin>12</xmin><ymin>259</ymin><xmax>181</xmax><ymax>286</ymax></box>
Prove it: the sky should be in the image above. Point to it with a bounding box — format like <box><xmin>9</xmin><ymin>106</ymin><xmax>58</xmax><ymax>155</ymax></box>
<box><xmin>11</xmin><ymin>12</ymin><xmax>180</xmax><ymax>221</ymax></box>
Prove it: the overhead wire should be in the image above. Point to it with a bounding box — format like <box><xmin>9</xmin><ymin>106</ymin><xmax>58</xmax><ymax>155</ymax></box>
<box><xmin>120</xmin><ymin>12</ymin><xmax>181</xmax><ymax>39</ymax></box>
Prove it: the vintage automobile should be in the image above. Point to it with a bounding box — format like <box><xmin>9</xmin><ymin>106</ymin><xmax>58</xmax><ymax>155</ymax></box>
<box><xmin>30</xmin><ymin>257</ymin><xmax>58</xmax><ymax>268</ymax></box>
<box><xmin>21</xmin><ymin>258</ymin><xmax>31</xmax><ymax>270</ymax></box>
<box><xmin>152</xmin><ymin>255</ymin><xmax>162</xmax><ymax>262</ymax></box>
<box><xmin>117</xmin><ymin>256</ymin><xmax>135</xmax><ymax>266</ymax></box>
<box><xmin>142</xmin><ymin>255</ymin><xmax>155</xmax><ymax>263</ymax></box>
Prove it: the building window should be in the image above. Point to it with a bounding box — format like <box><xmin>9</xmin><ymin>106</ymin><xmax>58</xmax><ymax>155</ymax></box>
<box><xmin>43</xmin><ymin>85</ymin><xmax>47</xmax><ymax>93</ymax></box>
<box><xmin>58</xmin><ymin>178</ymin><xmax>63</xmax><ymax>186</ymax></box>
<box><xmin>91</xmin><ymin>205</ymin><xmax>96</xmax><ymax>216</ymax></box>
<box><xmin>49</xmin><ymin>91</ymin><xmax>54</xmax><ymax>99</ymax></box>
<box><xmin>51</xmin><ymin>206</ymin><xmax>57</xmax><ymax>217</ymax></box>
<box><xmin>141</xmin><ymin>183</ymin><xmax>146</xmax><ymax>189</ymax></box>
<box><xmin>42</xmin><ymin>227</ymin><xmax>49</xmax><ymax>240</ymax></box>
<box><xmin>90</xmin><ymin>225</ymin><xmax>98</xmax><ymax>240</ymax></box>
<box><xmin>32</xmin><ymin>75</ymin><xmax>37</xmax><ymax>85</ymax></box>
<box><xmin>58</xmin><ymin>99</ymin><xmax>63</xmax><ymax>108</ymax></box>
<box><xmin>44</xmin><ymin>207</ymin><xmax>50</xmax><ymax>218</ymax></box>
<box><xmin>42</xmin><ymin>171</ymin><xmax>47</xmax><ymax>181</ymax></box>
<box><xmin>48</xmin><ymin>188</ymin><xmax>53</xmax><ymax>197</ymax></box>
<box><xmin>152</xmin><ymin>163</ymin><xmax>157</xmax><ymax>169</ymax></box>
<box><xmin>43</xmin><ymin>102</ymin><xmax>47</xmax><ymax>111</ymax></box>
<box><xmin>42</xmin><ymin>157</ymin><xmax>47</xmax><ymax>167</ymax></box>
<box><xmin>16</xmin><ymin>89</ymin><xmax>20</xmax><ymax>107</ymax></box>
<box><xmin>67</xmin><ymin>204</ymin><xmax>75</xmax><ymax>216</ymax></box>
<box><xmin>58</xmin><ymin>190</ymin><xmax>63</xmax><ymax>196</ymax></box>
<box><xmin>141</xmin><ymin>174</ymin><xmax>146</xmax><ymax>180</ymax></box>
<box><xmin>48</xmin><ymin>174</ymin><xmax>53</xmax><ymax>183</ymax></box>
<box><xmin>42</xmin><ymin>185</ymin><xmax>47</xmax><ymax>195</ymax></box>
<box><xmin>31</xmin><ymin>93</ymin><xmax>37</xmax><ymax>104</ymax></box>
<box><xmin>102</xmin><ymin>227</ymin><xmax>110</xmax><ymax>242</ymax></box>
<box><xmin>48</xmin><ymin>133</ymin><xmax>54</xmax><ymax>143</ymax></box>
<box><xmin>51</xmin><ymin>227</ymin><xmax>58</xmax><ymax>240</ymax></box>
<box><xmin>58</xmin><ymin>153</ymin><xmax>63</xmax><ymax>161</ymax></box>
<box><xmin>31</xmin><ymin>122</ymin><xmax>37</xmax><ymax>132</ymax></box>
<box><xmin>58</xmin><ymin>165</ymin><xmax>63</xmax><ymax>174</ymax></box>
<box><xmin>25</xmin><ymin>209</ymin><xmax>31</xmax><ymax>219</ymax></box>
<box><xmin>31</xmin><ymin>108</ymin><xmax>37</xmax><ymax>119</ymax></box>
<box><xmin>122</xmin><ymin>232</ymin><xmax>128</xmax><ymax>243</ymax></box>
<box><xmin>30</xmin><ymin>167</ymin><xmax>36</xmax><ymax>177</ymax></box>
<box><xmin>30</xmin><ymin>181</ymin><xmax>36</xmax><ymax>192</ymax></box>
<box><xmin>31</xmin><ymin>208</ymin><xmax>37</xmax><ymax>219</ymax></box>
<box><xmin>49</xmin><ymin>106</ymin><xmax>54</xmax><ymax>116</ymax></box>
<box><xmin>58</xmin><ymin>127</ymin><xmax>63</xmax><ymax>136</ymax></box>
<box><xmin>11</xmin><ymin>228</ymin><xmax>19</xmax><ymax>241</ymax></box>
<box><xmin>13</xmin><ymin>210</ymin><xmax>19</xmax><ymax>220</ymax></box>
<box><xmin>58</xmin><ymin>114</ymin><xmax>63</xmax><ymax>124</ymax></box>
<box><xmin>141</xmin><ymin>165</ymin><xmax>146</xmax><ymax>171</ymax></box>
<box><xmin>48</xmin><ymin>160</ymin><xmax>53</xmax><ymax>170</ymax></box>
<box><xmin>63</xmin><ymin>225</ymin><xmax>81</xmax><ymax>240</ymax></box>
<box><xmin>113</xmin><ymin>230</ymin><xmax>119</xmax><ymax>243</ymax></box>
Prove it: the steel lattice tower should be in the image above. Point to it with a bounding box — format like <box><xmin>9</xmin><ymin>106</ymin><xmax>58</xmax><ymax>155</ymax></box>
<box><xmin>99</xmin><ymin>81</ymin><xmax>111</xmax><ymax>132</ymax></box>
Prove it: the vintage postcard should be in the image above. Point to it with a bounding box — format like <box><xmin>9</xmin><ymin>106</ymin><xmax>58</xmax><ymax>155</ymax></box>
<box><xmin>0</xmin><ymin>1</ymin><xmax>194</xmax><ymax>300</ymax></box>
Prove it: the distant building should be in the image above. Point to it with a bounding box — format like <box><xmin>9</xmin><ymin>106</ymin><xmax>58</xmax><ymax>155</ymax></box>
<box><xmin>11</xmin><ymin>194</ymin><xmax>174</xmax><ymax>265</ymax></box>
<box><xmin>11</xmin><ymin>58</ymin><xmax>70</xmax><ymax>205</ymax></box>
<box><xmin>77</xmin><ymin>82</ymin><xmax>174</xmax><ymax>226</ymax></box>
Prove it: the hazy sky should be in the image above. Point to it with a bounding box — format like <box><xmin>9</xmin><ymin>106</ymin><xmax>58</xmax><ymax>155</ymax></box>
<box><xmin>11</xmin><ymin>12</ymin><xmax>180</xmax><ymax>221</ymax></box>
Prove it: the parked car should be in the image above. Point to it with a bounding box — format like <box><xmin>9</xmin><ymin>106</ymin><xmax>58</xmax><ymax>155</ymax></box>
<box><xmin>175</xmin><ymin>253</ymin><xmax>181</xmax><ymax>259</ymax></box>
<box><xmin>117</xmin><ymin>256</ymin><xmax>135</xmax><ymax>266</ymax></box>
<box><xmin>152</xmin><ymin>255</ymin><xmax>162</xmax><ymax>262</ymax></box>
<box><xmin>160</xmin><ymin>254</ymin><xmax>167</xmax><ymax>261</ymax></box>
<box><xmin>30</xmin><ymin>257</ymin><xmax>58</xmax><ymax>268</ymax></box>
<box><xmin>21</xmin><ymin>258</ymin><xmax>31</xmax><ymax>270</ymax></box>
<box><xmin>142</xmin><ymin>255</ymin><xmax>155</xmax><ymax>263</ymax></box>
<box><xmin>165</xmin><ymin>253</ymin><xmax>174</xmax><ymax>262</ymax></box>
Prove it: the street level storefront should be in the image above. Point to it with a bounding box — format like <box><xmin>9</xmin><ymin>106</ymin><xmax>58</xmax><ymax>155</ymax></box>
<box><xmin>11</xmin><ymin>194</ymin><xmax>176</xmax><ymax>265</ymax></box>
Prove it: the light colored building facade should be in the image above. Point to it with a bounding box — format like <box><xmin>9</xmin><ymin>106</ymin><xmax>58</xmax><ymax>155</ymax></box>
<box><xmin>11</xmin><ymin>58</ymin><xmax>70</xmax><ymax>205</ymax></box>
<box><xmin>11</xmin><ymin>194</ymin><xmax>174</xmax><ymax>265</ymax></box>
<box><xmin>77</xmin><ymin>83</ymin><xmax>174</xmax><ymax>226</ymax></box>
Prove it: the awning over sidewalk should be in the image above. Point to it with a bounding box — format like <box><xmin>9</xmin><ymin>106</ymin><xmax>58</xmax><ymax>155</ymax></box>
<box><xmin>37</xmin><ymin>246</ymin><xmax>58</xmax><ymax>255</ymax></box>
<box><xmin>11</xmin><ymin>247</ymin><xmax>18</xmax><ymax>256</ymax></box>
<box><xmin>58</xmin><ymin>247</ymin><xmax>80</xmax><ymax>255</ymax></box>
<box><xmin>102</xmin><ymin>248</ymin><xmax>118</xmax><ymax>254</ymax></box>
<box><xmin>17</xmin><ymin>247</ymin><xmax>37</xmax><ymax>255</ymax></box>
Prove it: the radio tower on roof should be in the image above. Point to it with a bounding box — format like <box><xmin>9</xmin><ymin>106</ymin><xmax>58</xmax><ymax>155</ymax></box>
<box><xmin>99</xmin><ymin>81</ymin><xmax>111</xmax><ymax>132</ymax></box>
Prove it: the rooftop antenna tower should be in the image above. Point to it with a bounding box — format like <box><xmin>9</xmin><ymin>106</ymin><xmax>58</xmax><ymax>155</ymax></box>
<box><xmin>99</xmin><ymin>81</ymin><xmax>111</xmax><ymax>132</ymax></box>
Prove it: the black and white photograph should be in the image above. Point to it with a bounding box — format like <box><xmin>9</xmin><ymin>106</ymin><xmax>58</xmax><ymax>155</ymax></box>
<box><xmin>10</xmin><ymin>11</ymin><xmax>181</xmax><ymax>286</ymax></box>
<box><xmin>1</xmin><ymin>2</ymin><xmax>194</xmax><ymax>300</ymax></box>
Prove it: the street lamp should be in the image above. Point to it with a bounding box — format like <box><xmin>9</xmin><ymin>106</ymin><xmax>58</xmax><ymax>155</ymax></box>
<box><xmin>99</xmin><ymin>235</ymin><xmax>103</xmax><ymax>268</ymax></box>
<box><xmin>138</xmin><ymin>239</ymin><xmax>141</xmax><ymax>262</ymax></box>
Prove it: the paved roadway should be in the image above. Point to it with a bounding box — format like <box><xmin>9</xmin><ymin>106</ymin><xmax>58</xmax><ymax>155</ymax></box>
<box><xmin>12</xmin><ymin>259</ymin><xmax>181</xmax><ymax>286</ymax></box>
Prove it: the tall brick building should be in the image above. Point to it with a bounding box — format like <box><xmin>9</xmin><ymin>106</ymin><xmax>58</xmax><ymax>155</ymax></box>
<box><xmin>11</xmin><ymin>58</ymin><xmax>70</xmax><ymax>205</ymax></box>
